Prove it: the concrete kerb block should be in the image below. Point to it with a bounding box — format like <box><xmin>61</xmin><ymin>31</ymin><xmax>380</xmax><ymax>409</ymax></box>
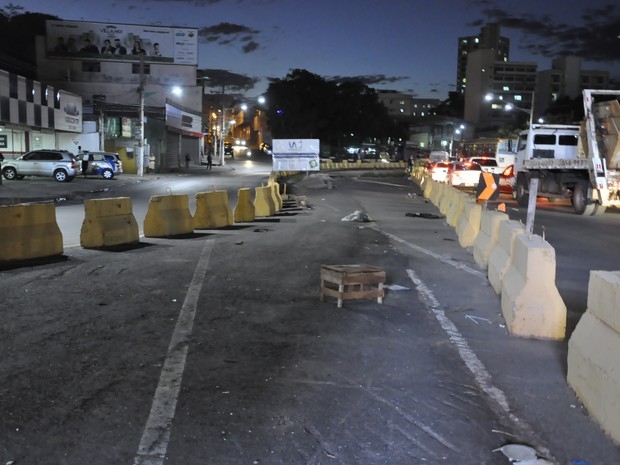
<box><xmin>80</xmin><ymin>197</ymin><xmax>139</xmax><ymax>248</ymax></box>
<box><xmin>456</xmin><ymin>200</ymin><xmax>482</xmax><ymax>248</ymax></box>
<box><xmin>423</xmin><ymin>177</ymin><xmax>434</xmax><ymax>198</ymax></box>
<box><xmin>193</xmin><ymin>190</ymin><xmax>234</xmax><ymax>229</ymax></box>
<box><xmin>488</xmin><ymin>220</ymin><xmax>526</xmax><ymax>294</ymax></box>
<box><xmin>0</xmin><ymin>203</ymin><xmax>63</xmax><ymax>261</ymax></box>
<box><xmin>473</xmin><ymin>209</ymin><xmax>509</xmax><ymax>268</ymax></box>
<box><xmin>254</xmin><ymin>185</ymin><xmax>276</xmax><ymax>217</ymax></box>
<box><xmin>500</xmin><ymin>234</ymin><xmax>567</xmax><ymax>340</ymax></box>
<box><xmin>568</xmin><ymin>271</ymin><xmax>620</xmax><ymax>444</ymax></box>
<box><xmin>430</xmin><ymin>181</ymin><xmax>444</xmax><ymax>207</ymax></box>
<box><xmin>234</xmin><ymin>188</ymin><xmax>256</xmax><ymax>223</ymax></box>
<box><xmin>446</xmin><ymin>190</ymin><xmax>466</xmax><ymax>227</ymax></box>
<box><xmin>143</xmin><ymin>194</ymin><xmax>194</xmax><ymax>238</ymax></box>
<box><xmin>439</xmin><ymin>185</ymin><xmax>455</xmax><ymax>215</ymax></box>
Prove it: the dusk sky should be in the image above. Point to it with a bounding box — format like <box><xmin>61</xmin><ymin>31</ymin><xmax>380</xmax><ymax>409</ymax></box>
<box><xmin>5</xmin><ymin>0</ymin><xmax>620</xmax><ymax>99</ymax></box>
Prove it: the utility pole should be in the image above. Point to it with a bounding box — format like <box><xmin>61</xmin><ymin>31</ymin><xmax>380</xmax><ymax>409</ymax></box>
<box><xmin>137</xmin><ymin>57</ymin><xmax>145</xmax><ymax>177</ymax></box>
<box><xmin>220</xmin><ymin>85</ymin><xmax>226</xmax><ymax>167</ymax></box>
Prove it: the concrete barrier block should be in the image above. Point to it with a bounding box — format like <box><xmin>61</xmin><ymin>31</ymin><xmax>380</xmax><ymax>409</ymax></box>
<box><xmin>456</xmin><ymin>200</ymin><xmax>482</xmax><ymax>248</ymax></box>
<box><xmin>439</xmin><ymin>185</ymin><xmax>454</xmax><ymax>215</ymax></box>
<box><xmin>254</xmin><ymin>186</ymin><xmax>276</xmax><ymax>217</ymax></box>
<box><xmin>488</xmin><ymin>220</ymin><xmax>525</xmax><ymax>294</ymax></box>
<box><xmin>568</xmin><ymin>310</ymin><xmax>620</xmax><ymax>444</ymax></box>
<box><xmin>0</xmin><ymin>203</ymin><xmax>63</xmax><ymax>261</ymax></box>
<box><xmin>423</xmin><ymin>177</ymin><xmax>434</xmax><ymax>198</ymax></box>
<box><xmin>586</xmin><ymin>270</ymin><xmax>620</xmax><ymax>333</ymax></box>
<box><xmin>473</xmin><ymin>210</ymin><xmax>509</xmax><ymax>268</ymax></box>
<box><xmin>144</xmin><ymin>194</ymin><xmax>193</xmax><ymax>237</ymax></box>
<box><xmin>234</xmin><ymin>188</ymin><xmax>256</xmax><ymax>223</ymax></box>
<box><xmin>500</xmin><ymin>234</ymin><xmax>566</xmax><ymax>340</ymax></box>
<box><xmin>193</xmin><ymin>190</ymin><xmax>233</xmax><ymax>229</ymax></box>
<box><xmin>446</xmin><ymin>190</ymin><xmax>466</xmax><ymax>227</ymax></box>
<box><xmin>429</xmin><ymin>181</ymin><xmax>444</xmax><ymax>207</ymax></box>
<box><xmin>80</xmin><ymin>197</ymin><xmax>139</xmax><ymax>248</ymax></box>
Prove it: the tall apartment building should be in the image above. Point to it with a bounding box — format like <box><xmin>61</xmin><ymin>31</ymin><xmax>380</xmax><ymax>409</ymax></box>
<box><xmin>463</xmin><ymin>48</ymin><xmax>537</xmax><ymax>131</ymax></box>
<box><xmin>375</xmin><ymin>90</ymin><xmax>439</xmax><ymax>118</ymax></box>
<box><xmin>456</xmin><ymin>23</ymin><xmax>509</xmax><ymax>95</ymax></box>
<box><xmin>536</xmin><ymin>56</ymin><xmax>610</xmax><ymax>116</ymax></box>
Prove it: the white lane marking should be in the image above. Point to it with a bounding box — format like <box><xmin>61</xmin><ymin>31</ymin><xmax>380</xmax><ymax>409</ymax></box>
<box><xmin>406</xmin><ymin>269</ymin><xmax>555</xmax><ymax>462</ymax></box>
<box><xmin>133</xmin><ymin>239</ymin><xmax>214</xmax><ymax>465</ymax></box>
<box><xmin>383</xmin><ymin>230</ymin><xmax>487</xmax><ymax>280</ymax></box>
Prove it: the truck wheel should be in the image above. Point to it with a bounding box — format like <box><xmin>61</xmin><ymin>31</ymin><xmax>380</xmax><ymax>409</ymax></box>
<box><xmin>572</xmin><ymin>182</ymin><xmax>597</xmax><ymax>215</ymax></box>
<box><xmin>515</xmin><ymin>174</ymin><xmax>529</xmax><ymax>207</ymax></box>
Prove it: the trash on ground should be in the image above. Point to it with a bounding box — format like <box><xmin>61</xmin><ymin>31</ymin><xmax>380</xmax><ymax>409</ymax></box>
<box><xmin>405</xmin><ymin>212</ymin><xmax>444</xmax><ymax>219</ymax></box>
<box><xmin>341</xmin><ymin>210</ymin><xmax>372</xmax><ymax>222</ymax></box>
<box><xmin>384</xmin><ymin>284</ymin><xmax>410</xmax><ymax>291</ymax></box>
<box><xmin>253</xmin><ymin>228</ymin><xmax>270</xmax><ymax>232</ymax></box>
<box><xmin>494</xmin><ymin>444</ymin><xmax>537</xmax><ymax>461</ymax></box>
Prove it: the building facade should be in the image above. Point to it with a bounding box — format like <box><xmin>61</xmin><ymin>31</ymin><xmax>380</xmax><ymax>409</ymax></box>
<box><xmin>35</xmin><ymin>19</ymin><xmax>205</xmax><ymax>172</ymax></box>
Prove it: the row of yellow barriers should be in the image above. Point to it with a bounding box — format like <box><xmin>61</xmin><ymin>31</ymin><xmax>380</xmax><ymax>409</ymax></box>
<box><xmin>412</xmin><ymin>168</ymin><xmax>620</xmax><ymax>445</ymax></box>
<box><xmin>0</xmin><ymin>178</ymin><xmax>286</xmax><ymax>261</ymax></box>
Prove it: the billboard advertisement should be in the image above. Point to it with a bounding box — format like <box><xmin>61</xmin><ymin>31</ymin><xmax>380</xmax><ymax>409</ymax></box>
<box><xmin>55</xmin><ymin>91</ymin><xmax>82</xmax><ymax>133</ymax></box>
<box><xmin>45</xmin><ymin>20</ymin><xmax>198</xmax><ymax>65</ymax></box>
<box><xmin>272</xmin><ymin>139</ymin><xmax>320</xmax><ymax>171</ymax></box>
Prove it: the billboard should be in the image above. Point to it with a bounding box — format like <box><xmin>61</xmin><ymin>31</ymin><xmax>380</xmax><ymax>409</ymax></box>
<box><xmin>45</xmin><ymin>20</ymin><xmax>198</xmax><ymax>65</ymax></box>
<box><xmin>56</xmin><ymin>91</ymin><xmax>83</xmax><ymax>133</ymax></box>
<box><xmin>272</xmin><ymin>139</ymin><xmax>320</xmax><ymax>171</ymax></box>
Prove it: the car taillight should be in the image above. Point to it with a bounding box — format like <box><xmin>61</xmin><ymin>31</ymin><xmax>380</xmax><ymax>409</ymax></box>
<box><xmin>502</xmin><ymin>165</ymin><xmax>514</xmax><ymax>177</ymax></box>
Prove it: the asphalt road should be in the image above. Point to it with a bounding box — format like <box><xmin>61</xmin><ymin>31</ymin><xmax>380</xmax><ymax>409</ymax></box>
<box><xmin>1</xmin><ymin>166</ymin><xmax>619</xmax><ymax>465</ymax></box>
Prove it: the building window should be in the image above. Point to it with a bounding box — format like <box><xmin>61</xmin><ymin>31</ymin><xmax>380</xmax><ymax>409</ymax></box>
<box><xmin>82</xmin><ymin>61</ymin><xmax>101</xmax><ymax>73</ymax></box>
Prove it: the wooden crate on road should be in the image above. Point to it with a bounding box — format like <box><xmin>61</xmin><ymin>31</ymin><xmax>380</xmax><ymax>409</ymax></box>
<box><xmin>320</xmin><ymin>264</ymin><xmax>385</xmax><ymax>308</ymax></box>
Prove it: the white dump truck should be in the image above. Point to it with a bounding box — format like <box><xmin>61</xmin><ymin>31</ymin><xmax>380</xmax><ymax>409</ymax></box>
<box><xmin>514</xmin><ymin>89</ymin><xmax>620</xmax><ymax>215</ymax></box>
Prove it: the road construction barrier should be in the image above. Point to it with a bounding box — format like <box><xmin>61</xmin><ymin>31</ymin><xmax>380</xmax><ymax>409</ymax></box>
<box><xmin>80</xmin><ymin>197</ymin><xmax>139</xmax><ymax>248</ymax></box>
<box><xmin>423</xmin><ymin>177</ymin><xmax>434</xmax><ymax>199</ymax></box>
<box><xmin>429</xmin><ymin>181</ymin><xmax>445</xmax><ymax>207</ymax></box>
<box><xmin>234</xmin><ymin>188</ymin><xmax>256</xmax><ymax>223</ymax></box>
<box><xmin>439</xmin><ymin>185</ymin><xmax>455</xmax><ymax>215</ymax></box>
<box><xmin>193</xmin><ymin>190</ymin><xmax>233</xmax><ymax>229</ymax></box>
<box><xmin>269</xmin><ymin>182</ymin><xmax>283</xmax><ymax>212</ymax></box>
<box><xmin>568</xmin><ymin>270</ymin><xmax>620</xmax><ymax>444</ymax></box>
<box><xmin>456</xmin><ymin>199</ymin><xmax>482</xmax><ymax>248</ymax></box>
<box><xmin>488</xmin><ymin>220</ymin><xmax>526</xmax><ymax>294</ymax></box>
<box><xmin>0</xmin><ymin>203</ymin><xmax>63</xmax><ymax>262</ymax></box>
<box><xmin>254</xmin><ymin>185</ymin><xmax>276</xmax><ymax>217</ymax></box>
<box><xmin>446</xmin><ymin>190</ymin><xmax>467</xmax><ymax>227</ymax></box>
<box><xmin>143</xmin><ymin>194</ymin><xmax>193</xmax><ymax>237</ymax></box>
<box><xmin>473</xmin><ymin>209</ymin><xmax>509</xmax><ymax>268</ymax></box>
<box><xmin>500</xmin><ymin>233</ymin><xmax>566</xmax><ymax>340</ymax></box>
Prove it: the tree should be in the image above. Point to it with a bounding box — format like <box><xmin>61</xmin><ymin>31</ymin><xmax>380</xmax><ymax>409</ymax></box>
<box><xmin>264</xmin><ymin>69</ymin><xmax>404</xmax><ymax>150</ymax></box>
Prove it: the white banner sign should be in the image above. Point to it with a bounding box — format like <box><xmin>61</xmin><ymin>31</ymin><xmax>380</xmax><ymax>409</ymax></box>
<box><xmin>272</xmin><ymin>139</ymin><xmax>320</xmax><ymax>171</ymax></box>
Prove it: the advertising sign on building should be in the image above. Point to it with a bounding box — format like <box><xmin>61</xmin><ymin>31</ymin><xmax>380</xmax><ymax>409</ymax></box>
<box><xmin>45</xmin><ymin>20</ymin><xmax>198</xmax><ymax>65</ymax></box>
<box><xmin>55</xmin><ymin>91</ymin><xmax>82</xmax><ymax>132</ymax></box>
<box><xmin>272</xmin><ymin>139</ymin><xmax>320</xmax><ymax>171</ymax></box>
<box><xmin>166</xmin><ymin>104</ymin><xmax>204</xmax><ymax>137</ymax></box>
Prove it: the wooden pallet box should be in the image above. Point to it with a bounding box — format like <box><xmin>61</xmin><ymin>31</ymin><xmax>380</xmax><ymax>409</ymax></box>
<box><xmin>320</xmin><ymin>264</ymin><xmax>385</xmax><ymax>308</ymax></box>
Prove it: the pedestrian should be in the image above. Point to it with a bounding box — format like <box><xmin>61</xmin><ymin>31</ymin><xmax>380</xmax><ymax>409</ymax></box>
<box><xmin>407</xmin><ymin>155</ymin><xmax>414</xmax><ymax>175</ymax></box>
<box><xmin>78</xmin><ymin>146</ymin><xmax>88</xmax><ymax>177</ymax></box>
<box><xmin>207</xmin><ymin>152</ymin><xmax>213</xmax><ymax>170</ymax></box>
<box><xmin>185</xmin><ymin>153</ymin><xmax>190</xmax><ymax>169</ymax></box>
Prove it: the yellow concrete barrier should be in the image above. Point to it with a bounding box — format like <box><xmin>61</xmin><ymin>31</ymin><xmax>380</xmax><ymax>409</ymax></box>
<box><xmin>143</xmin><ymin>194</ymin><xmax>193</xmax><ymax>237</ymax></box>
<box><xmin>488</xmin><ymin>220</ymin><xmax>526</xmax><ymax>294</ymax></box>
<box><xmin>568</xmin><ymin>271</ymin><xmax>620</xmax><ymax>443</ymax></box>
<box><xmin>80</xmin><ymin>197</ymin><xmax>139</xmax><ymax>248</ymax></box>
<box><xmin>456</xmin><ymin>199</ymin><xmax>482</xmax><ymax>248</ymax></box>
<box><xmin>430</xmin><ymin>181</ymin><xmax>445</xmax><ymax>207</ymax></box>
<box><xmin>254</xmin><ymin>185</ymin><xmax>276</xmax><ymax>217</ymax></box>
<box><xmin>438</xmin><ymin>185</ymin><xmax>455</xmax><ymax>215</ymax></box>
<box><xmin>269</xmin><ymin>182</ymin><xmax>283</xmax><ymax>212</ymax></box>
<box><xmin>193</xmin><ymin>190</ymin><xmax>233</xmax><ymax>229</ymax></box>
<box><xmin>500</xmin><ymin>234</ymin><xmax>566</xmax><ymax>340</ymax></box>
<box><xmin>446</xmin><ymin>190</ymin><xmax>467</xmax><ymax>227</ymax></box>
<box><xmin>234</xmin><ymin>188</ymin><xmax>256</xmax><ymax>223</ymax></box>
<box><xmin>473</xmin><ymin>210</ymin><xmax>509</xmax><ymax>268</ymax></box>
<box><xmin>0</xmin><ymin>203</ymin><xmax>63</xmax><ymax>262</ymax></box>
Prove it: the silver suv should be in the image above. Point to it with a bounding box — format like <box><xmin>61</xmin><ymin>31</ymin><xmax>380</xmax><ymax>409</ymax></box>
<box><xmin>1</xmin><ymin>149</ymin><xmax>78</xmax><ymax>182</ymax></box>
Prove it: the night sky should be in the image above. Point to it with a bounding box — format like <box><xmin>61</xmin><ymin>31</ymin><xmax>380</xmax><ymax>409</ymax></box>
<box><xmin>5</xmin><ymin>0</ymin><xmax>620</xmax><ymax>99</ymax></box>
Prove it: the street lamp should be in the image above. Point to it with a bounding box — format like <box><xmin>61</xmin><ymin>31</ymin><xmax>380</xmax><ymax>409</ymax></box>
<box><xmin>485</xmin><ymin>92</ymin><xmax>535</xmax><ymax>128</ymax></box>
<box><xmin>449</xmin><ymin>123</ymin><xmax>466</xmax><ymax>159</ymax></box>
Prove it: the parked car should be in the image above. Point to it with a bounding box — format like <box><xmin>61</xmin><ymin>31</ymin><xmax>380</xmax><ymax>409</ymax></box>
<box><xmin>428</xmin><ymin>161</ymin><xmax>451</xmax><ymax>183</ymax></box>
<box><xmin>1</xmin><ymin>149</ymin><xmax>78</xmax><ymax>182</ymax></box>
<box><xmin>78</xmin><ymin>151</ymin><xmax>120</xmax><ymax>179</ymax></box>
<box><xmin>446</xmin><ymin>161</ymin><xmax>482</xmax><ymax>188</ymax></box>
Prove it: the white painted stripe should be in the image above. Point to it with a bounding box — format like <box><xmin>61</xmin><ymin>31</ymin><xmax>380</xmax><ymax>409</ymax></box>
<box><xmin>133</xmin><ymin>239</ymin><xmax>215</xmax><ymax>465</ymax></box>
<box><xmin>406</xmin><ymin>269</ymin><xmax>555</xmax><ymax>461</ymax></box>
<box><xmin>383</xmin><ymin>230</ymin><xmax>487</xmax><ymax>280</ymax></box>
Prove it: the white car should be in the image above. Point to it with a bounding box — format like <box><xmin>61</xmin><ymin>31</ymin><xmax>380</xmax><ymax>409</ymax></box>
<box><xmin>467</xmin><ymin>157</ymin><xmax>504</xmax><ymax>175</ymax></box>
<box><xmin>446</xmin><ymin>161</ymin><xmax>482</xmax><ymax>188</ymax></box>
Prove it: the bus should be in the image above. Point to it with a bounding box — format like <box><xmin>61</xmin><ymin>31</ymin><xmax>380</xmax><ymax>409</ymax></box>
<box><xmin>457</xmin><ymin>138</ymin><xmax>517</xmax><ymax>168</ymax></box>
